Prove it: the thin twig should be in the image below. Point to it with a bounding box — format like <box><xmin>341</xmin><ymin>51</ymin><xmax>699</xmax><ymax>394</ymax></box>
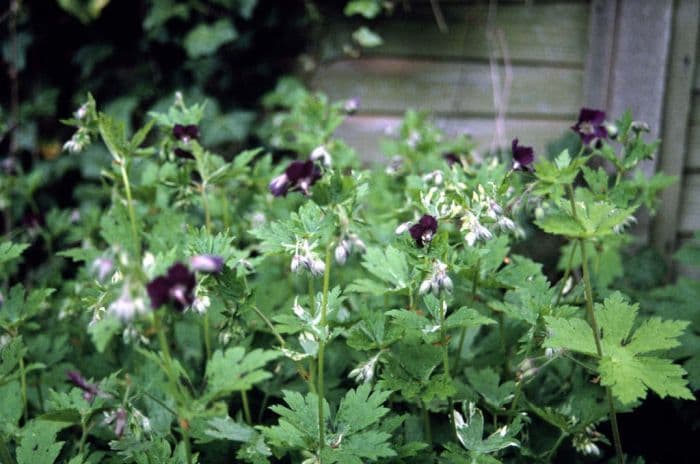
<box><xmin>429</xmin><ymin>0</ymin><xmax>448</xmax><ymax>33</ymax></box>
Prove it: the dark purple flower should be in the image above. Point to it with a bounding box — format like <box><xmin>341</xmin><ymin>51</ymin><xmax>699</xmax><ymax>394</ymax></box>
<box><xmin>173</xmin><ymin>148</ymin><xmax>195</xmax><ymax>160</ymax></box>
<box><xmin>66</xmin><ymin>370</ymin><xmax>101</xmax><ymax>402</ymax></box>
<box><xmin>571</xmin><ymin>108</ymin><xmax>608</xmax><ymax>145</ymax></box>
<box><xmin>104</xmin><ymin>407</ymin><xmax>127</xmax><ymax>438</ymax></box>
<box><xmin>409</xmin><ymin>214</ymin><xmax>438</xmax><ymax>248</ymax></box>
<box><xmin>147</xmin><ymin>262</ymin><xmax>196</xmax><ymax>311</ymax></box>
<box><xmin>190</xmin><ymin>255</ymin><xmax>224</xmax><ymax>274</ymax></box>
<box><xmin>443</xmin><ymin>152</ymin><xmax>460</xmax><ymax>168</ymax></box>
<box><xmin>22</xmin><ymin>212</ymin><xmax>44</xmax><ymax>231</ymax></box>
<box><xmin>172</xmin><ymin>124</ymin><xmax>200</xmax><ymax>142</ymax></box>
<box><xmin>511</xmin><ymin>139</ymin><xmax>534</xmax><ymax>171</ymax></box>
<box><xmin>268</xmin><ymin>160</ymin><xmax>322</xmax><ymax>197</ymax></box>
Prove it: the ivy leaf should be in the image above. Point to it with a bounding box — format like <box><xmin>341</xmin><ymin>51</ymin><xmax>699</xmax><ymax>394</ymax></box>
<box><xmin>184</xmin><ymin>19</ymin><xmax>238</xmax><ymax>58</ymax></box>
<box><xmin>204</xmin><ymin>348</ymin><xmax>280</xmax><ymax>401</ymax></box>
<box><xmin>544</xmin><ymin>292</ymin><xmax>693</xmax><ymax>404</ymax></box>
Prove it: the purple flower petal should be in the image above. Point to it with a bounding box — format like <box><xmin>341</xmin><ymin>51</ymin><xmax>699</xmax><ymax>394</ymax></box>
<box><xmin>571</xmin><ymin>108</ymin><xmax>608</xmax><ymax>145</ymax></box>
<box><xmin>173</xmin><ymin>124</ymin><xmax>200</xmax><ymax>142</ymax></box>
<box><xmin>146</xmin><ymin>276</ymin><xmax>171</xmax><ymax>309</ymax></box>
<box><xmin>511</xmin><ymin>139</ymin><xmax>534</xmax><ymax>170</ymax></box>
<box><xmin>409</xmin><ymin>214</ymin><xmax>438</xmax><ymax>248</ymax></box>
<box><xmin>190</xmin><ymin>255</ymin><xmax>224</xmax><ymax>274</ymax></box>
<box><xmin>443</xmin><ymin>153</ymin><xmax>460</xmax><ymax>167</ymax></box>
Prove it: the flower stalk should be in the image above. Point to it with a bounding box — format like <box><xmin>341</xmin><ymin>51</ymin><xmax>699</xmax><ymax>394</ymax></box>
<box><xmin>317</xmin><ymin>246</ymin><xmax>332</xmax><ymax>455</ymax></box>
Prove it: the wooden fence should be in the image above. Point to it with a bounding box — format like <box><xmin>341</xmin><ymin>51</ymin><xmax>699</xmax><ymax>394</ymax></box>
<box><xmin>311</xmin><ymin>0</ymin><xmax>700</xmax><ymax>260</ymax></box>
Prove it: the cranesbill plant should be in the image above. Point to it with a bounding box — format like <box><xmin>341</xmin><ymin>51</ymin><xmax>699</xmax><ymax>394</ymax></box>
<box><xmin>0</xmin><ymin>87</ymin><xmax>694</xmax><ymax>464</ymax></box>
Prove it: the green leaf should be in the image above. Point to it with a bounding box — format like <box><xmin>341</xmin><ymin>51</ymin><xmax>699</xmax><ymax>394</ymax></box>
<box><xmin>465</xmin><ymin>368</ymin><xmax>515</xmax><ymax>409</ymax></box>
<box><xmin>97</xmin><ymin>113</ymin><xmax>129</xmax><ymax>161</ymax></box>
<box><xmin>201</xmin><ymin>416</ymin><xmax>256</xmax><ymax>443</ymax></box>
<box><xmin>56</xmin><ymin>0</ymin><xmax>111</xmax><ymax>23</ymax></box>
<box><xmin>0</xmin><ymin>241</ymin><xmax>29</xmax><ymax>265</ymax></box>
<box><xmin>204</xmin><ymin>348</ymin><xmax>280</xmax><ymax>401</ymax></box>
<box><xmin>545</xmin><ymin>292</ymin><xmax>693</xmax><ymax>404</ymax></box>
<box><xmin>453</xmin><ymin>402</ymin><xmax>520</xmax><ymax>455</ymax></box>
<box><xmin>184</xmin><ymin>20</ymin><xmax>238</xmax><ymax>58</ymax></box>
<box><xmin>444</xmin><ymin>308</ymin><xmax>496</xmax><ymax>330</ymax></box>
<box><xmin>535</xmin><ymin>212</ymin><xmax>585</xmax><ymax>238</ymax></box>
<box><xmin>0</xmin><ymin>336</ymin><xmax>24</xmax><ymax>377</ymax></box>
<box><xmin>344</xmin><ymin>0</ymin><xmax>381</xmax><ymax>18</ymax></box>
<box><xmin>17</xmin><ymin>420</ymin><xmax>69</xmax><ymax>464</ymax></box>
<box><xmin>352</xmin><ymin>27</ymin><xmax>383</xmax><ymax>48</ymax></box>
<box><xmin>265</xmin><ymin>390</ymin><xmax>328</xmax><ymax>450</ymax></box>
<box><xmin>87</xmin><ymin>315</ymin><xmax>121</xmax><ymax>353</ymax></box>
<box><xmin>334</xmin><ymin>384</ymin><xmax>391</xmax><ymax>435</ymax></box>
<box><xmin>350</xmin><ymin>246</ymin><xmax>409</xmax><ymax>294</ymax></box>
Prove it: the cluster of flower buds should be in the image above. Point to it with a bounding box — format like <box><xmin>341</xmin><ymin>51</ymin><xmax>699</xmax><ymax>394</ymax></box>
<box><xmin>461</xmin><ymin>210</ymin><xmax>493</xmax><ymax>247</ymax></box>
<box><xmin>63</xmin><ymin>127</ymin><xmax>91</xmax><ymax>154</ymax></box>
<box><xmin>310</xmin><ymin>145</ymin><xmax>332</xmax><ymax>167</ymax></box>
<box><xmin>419</xmin><ymin>260</ymin><xmax>453</xmax><ymax>295</ymax></box>
<box><xmin>516</xmin><ymin>358</ymin><xmax>539</xmax><ymax>381</ymax></box>
<box><xmin>485</xmin><ymin>199</ymin><xmax>516</xmax><ymax>231</ymax></box>
<box><xmin>348</xmin><ymin>351</ymin><xmax>382</xmax><ymax>384</ymax></box>
<box><xmin>291</xmin><ymin>240</ymin><xmax>325</xmax><ymax>276</ymax></box>
<box><xmin>422</xmin><ymin>170</ymin><xmax>444</xmax><ymax>185</ymax></box>
<box><xmin>572</xmin><ymin>425</ymin><xmax>604</xmax><ymax>457</ymax></box>
<box><xmin>109</xmin><ymin>285</ymin><xmax>148</xmax><ymax>322</ymax></box>
<box><xmin>334</xmin><ymin>233</ymin><xmax>366</xmax><ymax>265</ymax></box>
<box><xmin>66</xmin><ymin>370</ymin><xmax>109</xmax><ymax>402</ymax></box>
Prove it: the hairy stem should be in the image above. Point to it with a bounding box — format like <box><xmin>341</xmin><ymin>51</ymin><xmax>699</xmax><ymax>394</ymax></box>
<box><xmin>555</xmin><ymin>243</ymin><xmax>577</xmax><ymax>306</ymax></box>
<box><xmin>421</xmin><ymin>401</ymin><xmax>432</xmax><ymax>443</ymax></box>
<box><xmin>119</xmin><ymin>161</ymin><xmax>140</xmax><ymax>256</ymax></box>
<box><xmin>454</xmin><ymin>260</ymin><xmax>480</xmax><ymax>376</ymax></box>
<box><xmin>19</xmin><ymin>355</ymin><xmax>27</xmax><ymax>423</ymax></box>
<box><xmin>153</xmin><ymin>311</ymin><xmax>192</xmax><ymax>464</ymax></box>
<box><xmin>200</xmin><ymin>183</ymin><xmax>212</xmax><ymax>232</ymax></box>
<box><xmin>203</xmin><ymin>310</ymin><xmax>211</xmax><ymax>361</ymax></box>
<box><xmin>317</xmin><ymin>247</ymin><xmax>332</xmax><ymax>455</ymax></box>
<box><xmin>439</xmin><ymin>299</ymin><xmax>457</xmax><ymax>440</ymax></box>
<box><xmin>580</xmin><ymin>240</ymin><xmax>624</xmax><ymax>464</ymax></box>
<box><xmin>241</xmin><ymin>390</ymin><xmax>252</xmax><ymax>425</ymax></box>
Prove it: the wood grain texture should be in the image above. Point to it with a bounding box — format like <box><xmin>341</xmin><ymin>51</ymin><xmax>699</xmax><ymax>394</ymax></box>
<box><xmin>652</xmin><ymin>0</ymin><xmax>700</xmax><ymax>254</ymax></box>
<box><xmin>687</xmin><ymin>95</ymin><xmax>700</xmax><ymax>168</ymax></box>
<box><xmin>312</xmin><ymin>58</ymin><xmax>584</xmax><ymax>117</ymax></box>
<box><xmin>321</xmin><ymin>2</ymin><xmax>589</xmax><ymax>65</ymax></box>
<box><xmin>335</xmin><ymin>114</ymin><xmax>573</xmax><ymax>163</ymax></box>
<box><xmin>679</xmin><ymin>174</ymin><xmax>700</xmax><ymax>233</ymax></box>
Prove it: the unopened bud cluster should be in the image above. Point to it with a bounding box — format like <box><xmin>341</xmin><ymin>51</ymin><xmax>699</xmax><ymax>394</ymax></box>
<box><xmin>419</xmin><ymin>260</ymin><xmax>453</xmax><ymax>295</ymax></box>
<box><xmin>572</xmin><ymin>425</ymin><xmax>603</xmax><ymax>457</ymax></box>
<box><xmin>291</xmin><ymin>240</ymin><xmax>326</xmax><ymax>276</ymax></box>
<box><xmin>334</xmin><ymin>234</ymin><xmax>366</xmax><ymax>265</ymax></box>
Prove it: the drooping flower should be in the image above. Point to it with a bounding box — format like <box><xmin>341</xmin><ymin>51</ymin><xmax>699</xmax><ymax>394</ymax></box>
<box><xmin>443</xmin><ymin>152</ymin><xmax>461</xmax><ymax>167</ymax></box>
<box><xmin>172</xmin><ymin>124</ymin><xmax>200</xmax><ymax>142</ymax></box>
<box><xmin>190</xmin><ymin>255</ymin><xmax>224</xmax><ymax>274</ymax></box>
<box><xmin>91</xmin><ymin>257</ymin><xmax>114</xmax><ymax>282</ymax></box>
<box><xmin>146</xmin><ymin>262</ymin><xmax>196</xmax><ymax>311</ymax></box>
<box><xmin>268</xmin><ymin>160</ymin><xmax>322</xmax><ymax>197</ymax></box>
<box><xmin>66</xmin><ymin>370</ymin><xmax>102</xmax><ymax>402</ymax></box>
<box><xmin>310</xmin><ymin>145</ymin><xmax>332</xmax><ymax>167</ymax></box>
<box><xmin>408</xmin><ymin>214</ymin><xmax>438</xmax><ymax>248</ymax></box>
<box><xmin>511</xmin><ymin>138</ymin><xmax>534</xmax><ymax>171</ymax></box>
<box><xmin>173</xmin><ymin>148</ymin><xmax>195</xmax><ymax>160</ymax></box>
<box><xmin>571</xmin><ymin>108</ymin><xmax>608</xmax><ymax>145</ymax></box>
<box><xmin>419</xmin><ymin>260</ymin><xmax>453</xmax><ymax>295</ymax></box>
<box><xmin>104</xmin><ymin>407</ymin><xmax>128</xmax><ymax>438</ymax></box>
<box><xmin>109</xmin><ymin>285</ymin><xmax>148</xmax><ymax>322</ymax></box>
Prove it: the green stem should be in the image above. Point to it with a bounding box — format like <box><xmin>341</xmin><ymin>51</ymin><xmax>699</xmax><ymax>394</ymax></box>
<box><xmin>200</xmin><ymin>183</ymin><xmax>212</xmax><ymax>232</ymax></box>
<box><xmin>78</xmin><ymin>417</ymin><xmax>89</xmax><ymax>456</ymax></box>
<box><xmin>454</xmin><ymin>261</ymin><xmax>480</xmax><ymax>376</ymax></box>
<box><xmin>421</xmin><ymin>401</ymin><xmax>432</xmax><ymax>443</ymax></box>
<box><xmin>317</xmin><ymin>247</ymin><xmax>332</xmax><ymax>456</ymax></box>
<box><xmin>241</xmin><ymin>390</ymin><xmax>252</xmax><ymax>425</ymax></box>
<box><xmin>19</xmin><ymin>355</ymin><xmax>27</xmax><ymax>423</ymax></box>
<box><xmin>555</xmin><ymin>243</ymin><xmax>577</xmax><ymax>306</ymax></box>
<box><xmin>439</xmin><ymin>299</ymin><xmax>457</xmax><ymax>440</ymax></box>
<box><xmin>251</xmin><ymin>305</ymin><xmax>286</xmax><ymax>347</ymax></box>
<box><xmin>221</xmin><ymin>188</ymin><xmax>230</xmax><ymax>230</ymax></box>
<box><xmin>119</xmin><ymin>161</ymin><xmax>140</xmax><ymax>255</ymax></box>
<box><xmin>508</xmin><ymin>333</ymin><xmax>535</xmax><ymax>416</ymax></box>
<box><xmin>153</xmin><ymin>312</ymin><xmax>192</xmax><ymax>464</ymax></box>
<box><xmin>0</xmin><ymin>436</ymin><xmax>16</xmax><ymax>464</ymax></box>
<box><xmin>203</xmin><ymin>310</ymin><xmax>211</xmax><ymax>361</ymax></box>
<box><xmin>579</xmin><ymin>240</ymin><xmax>624</xmax><ymax>464</ymax></box>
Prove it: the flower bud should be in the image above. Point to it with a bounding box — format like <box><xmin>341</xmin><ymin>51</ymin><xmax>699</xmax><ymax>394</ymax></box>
<box><xmin>419</xmin><ymin>279</ymin><xmax>432</xmax><ymax>295</ymax></box>
<box><xmin>290</xmin><ymin>254</ymin><xmax>304</xmax><ymax>273</ymax></box>
<box><xmin>334</xmin><ymin>241</ymin><xmax>349</xmax><ymax>265</ymax></box>
<box><xmin>310</xmin><ymin>259</ymin><xmax>326</xmax><ymax>276</ymax></box>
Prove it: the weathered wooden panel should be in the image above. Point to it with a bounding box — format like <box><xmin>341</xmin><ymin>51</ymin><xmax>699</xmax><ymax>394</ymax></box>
<box><xmin>652</xmin><ymin>0</ymin><xmax>700</xmax><ymax>255</ymax></box>
<box><xmin>312</xmin><ymin>59</ymin><xmax>583</xmax><ymax>117</ymax></box>
<box><xmin>687</xmin><ymin>96</ymin><xmax>700</xmax><ymax>168</ymax></box>
<box><xmin>321</xmin><ymin>2</ymin><xmax>589</xmax><ymax>65</ymax></box>
<box><xmin>335</xmin><ymin>115</ymin><xmax>572</xmax><ymax>163</ymax></box>
<box><xmin>679</xmin><ymin>174</ymin><xmax>700</xmax><ymax>233</ymax></box>
<box><xmin>583</xmin><ymin>0</ymin><xmax>617</xmax><ymax>108</ymax></box>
